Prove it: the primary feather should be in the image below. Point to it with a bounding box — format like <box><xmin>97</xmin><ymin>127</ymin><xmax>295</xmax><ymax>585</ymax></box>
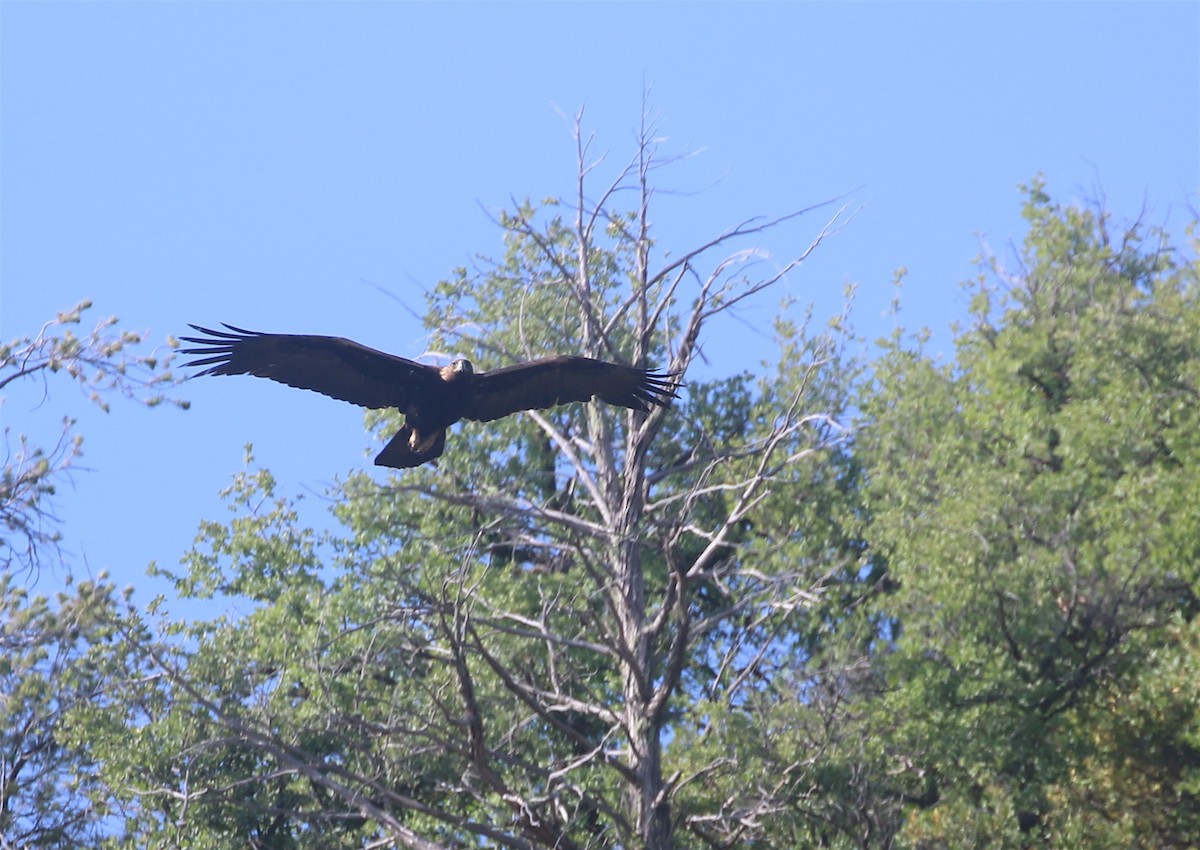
<box><xmin>181</xmin><ymin>324</ymin><xmax>440</xmax><ymax>411</ymax></box>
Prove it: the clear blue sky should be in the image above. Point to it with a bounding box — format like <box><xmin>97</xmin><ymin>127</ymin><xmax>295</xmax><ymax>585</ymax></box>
<box><xmin>3</xmin><ymin>2</ymin><xmax>1197</xmax><ymax>610</ymax></box>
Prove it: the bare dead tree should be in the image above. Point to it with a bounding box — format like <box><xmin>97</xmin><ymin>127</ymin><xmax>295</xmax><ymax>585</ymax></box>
<box><xmin>405</xmin><ymin>108</ymin><xmax>857</xmax><ymax>850</ymax></box>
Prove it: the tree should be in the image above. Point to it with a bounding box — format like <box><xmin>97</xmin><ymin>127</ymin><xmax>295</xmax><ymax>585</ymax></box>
<box><xmin>2</xmin><ymin>302</ymin><xmax>180</xmax><ymax>571</ymax></box>
<box><xmin>858</xmin><ymin>181</ymin><xmax>1200</xmax><ymax>848</ymax></box>
<box><xmin>88</xmin><ymin>111</ymin><xmax>867</xmax><ymax>850</ymax></box>
<box><xmin>0</xmin><ymin>574</ymin><xmax>143</xmax><ymax>850</ymax></box>
<box><xmin>1</xmin><ymin>304</ymin><xmax>183</xmax><ymax>848</ymax></box>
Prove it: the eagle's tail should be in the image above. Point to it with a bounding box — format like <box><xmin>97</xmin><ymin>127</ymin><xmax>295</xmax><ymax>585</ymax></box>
<box><xmin>375</xmin><ymin>425</ymin><xmax>446</xmax><ymax>469</ymax></box>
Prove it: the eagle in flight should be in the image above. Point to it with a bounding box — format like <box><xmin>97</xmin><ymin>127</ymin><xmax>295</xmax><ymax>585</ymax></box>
<box><xmin>181</xmin><ymin>325</ymin><xmax>679</xmax><ymax>469</ymax></box>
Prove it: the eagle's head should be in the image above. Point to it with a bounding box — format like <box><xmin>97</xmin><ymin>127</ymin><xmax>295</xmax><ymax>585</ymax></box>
<box><xmin>440</xmin><ymin>359</ymin><xmax>474</xmax><ymax>383</ymax></box>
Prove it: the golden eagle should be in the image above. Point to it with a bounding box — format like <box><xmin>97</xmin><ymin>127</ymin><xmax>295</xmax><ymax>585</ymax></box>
<box><xmin>181</xmin><ymin>324</ymin><xmax>679</xmax><ymax>469</ymax></box>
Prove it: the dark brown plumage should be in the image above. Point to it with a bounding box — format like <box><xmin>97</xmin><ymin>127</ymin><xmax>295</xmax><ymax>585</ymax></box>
<box><xmin>180</xmin><ymin>324</ymin><xmax>679</xmax><ymax>469</ymax></box>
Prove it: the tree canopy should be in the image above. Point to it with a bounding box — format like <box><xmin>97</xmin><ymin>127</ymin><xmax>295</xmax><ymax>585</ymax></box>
<box><xmin>3</xmin><ymin>125</ymin><xmax>1196</xmax><ymax>850</ymax></box>
<box><xmin>858</xmin><ymin>180</ymin><xmax>1200</xmax><ymax>848</ymax></box>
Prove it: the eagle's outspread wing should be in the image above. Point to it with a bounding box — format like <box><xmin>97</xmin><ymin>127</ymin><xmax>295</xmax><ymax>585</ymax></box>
<box><xmin>182</xmin><ymin>326</ymin><xmax>680</xmax><ymax>470</ymax></box>
<box><xmin>180</xmin><ymin>324</ymin><xmax>443</xmax><ymax>412</ymax></box>
<box><xmin>465</xmin><ymin>356</ymin><xmax>679</xmax><ymax>422</ymax></box>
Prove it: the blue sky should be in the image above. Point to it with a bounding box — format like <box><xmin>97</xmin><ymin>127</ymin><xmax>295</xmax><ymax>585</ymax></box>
<box><xmin>3</xmin><ymin>2</ymin><xmax>1197</xmax><ymax>609</ymax></box>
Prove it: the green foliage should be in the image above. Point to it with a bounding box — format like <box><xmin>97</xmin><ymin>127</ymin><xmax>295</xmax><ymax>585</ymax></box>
<box><xmin>152</xmin><ymin>448</ymin><xmax>325</xmax><ymax>605</ymax></box>
<box><xmin>0</xmin><ymin>572</ymin><xmax>138</xmax><ymax>848</ymax></box>
<box><xmin>860</xmin><ymin>179</ymin><xmax>1200</xmax><ymax>847</ymax></box>
<box><xmin>14</xmin><ymin>158</ymin><xmax>1195</xmax><ymax>850</ymax></box>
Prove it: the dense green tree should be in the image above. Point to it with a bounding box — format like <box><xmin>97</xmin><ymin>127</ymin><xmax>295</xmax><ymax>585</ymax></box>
<box><xmin>859</xmin><ymin>182</ymin><xmax>1200</xmax><ymax>848</ymax></box>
